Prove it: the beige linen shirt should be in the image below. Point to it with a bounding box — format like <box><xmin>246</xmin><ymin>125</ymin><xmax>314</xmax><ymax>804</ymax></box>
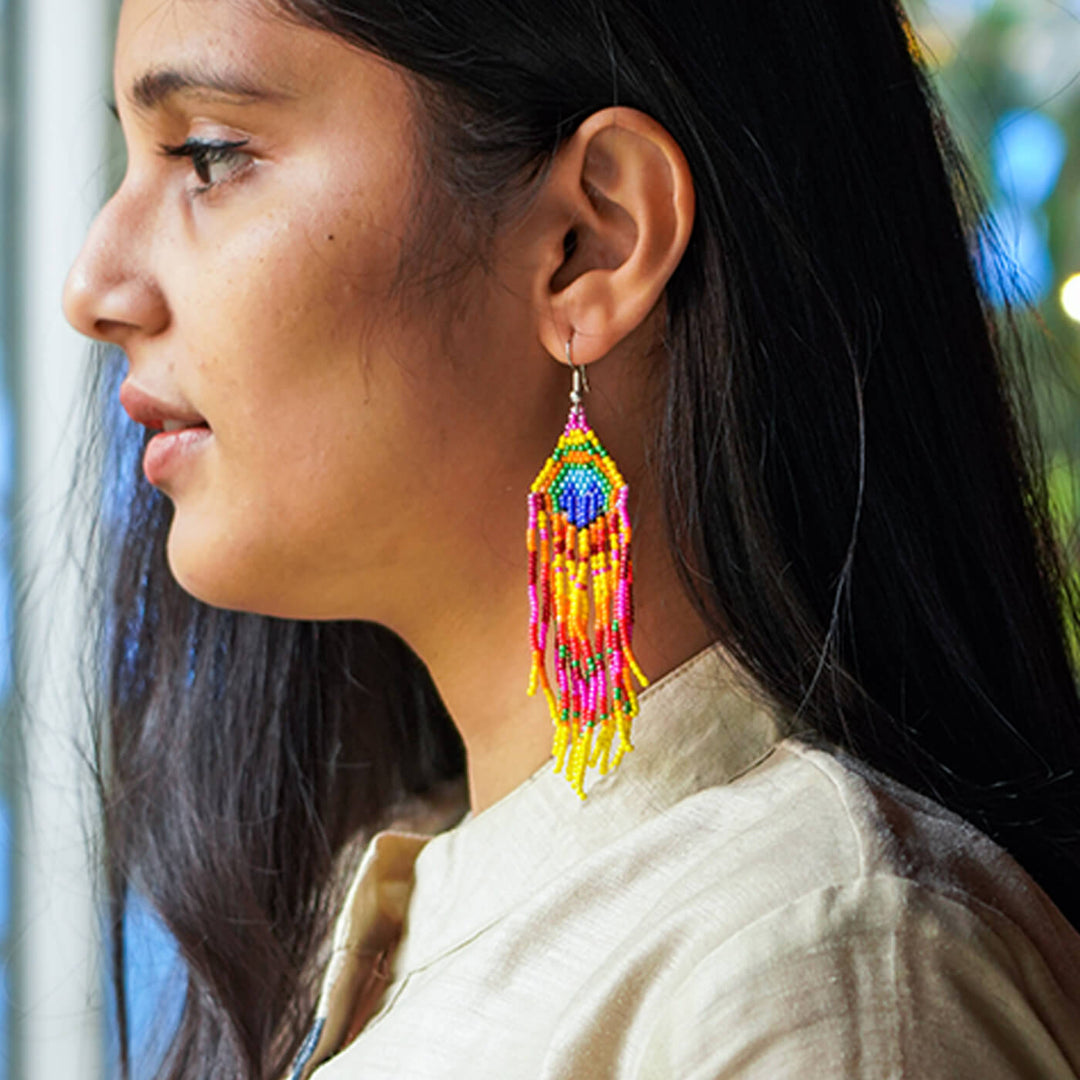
<box><xmin>288</xmin><ymin>640</ymin><xmax>1080</xmax><ymax>1079</ymax></box>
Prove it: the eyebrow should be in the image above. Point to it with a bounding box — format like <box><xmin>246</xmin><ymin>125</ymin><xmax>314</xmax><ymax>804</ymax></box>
<box><xmin>108</xmin><ymin>63</ymin><xmax>297</xmax><ymax>118</ymax></box>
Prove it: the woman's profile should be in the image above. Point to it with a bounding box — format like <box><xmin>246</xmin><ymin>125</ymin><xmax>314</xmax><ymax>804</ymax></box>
<box><xmin>60</xmin><ymin>0</ymin><xmax>1080</xmax><ymax>1077</ymax></box>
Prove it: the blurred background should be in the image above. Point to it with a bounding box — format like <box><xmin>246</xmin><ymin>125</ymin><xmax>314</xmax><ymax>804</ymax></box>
<box><xmin>0</xmin><ymin>0</ymin><xmax>1078</xmax><ymax>1076</ymax></box>
<box><xmin>906</xmin><ymin>0</ymin><xmax>1080</xmax><ymax>583</ymax></box>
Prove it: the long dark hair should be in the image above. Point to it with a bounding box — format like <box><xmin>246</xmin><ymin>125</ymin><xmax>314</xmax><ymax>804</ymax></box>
<box><xmin>83</xmin><ymin>1</ymin><xmax>1080</xmax><ymax>1077</ymax></box>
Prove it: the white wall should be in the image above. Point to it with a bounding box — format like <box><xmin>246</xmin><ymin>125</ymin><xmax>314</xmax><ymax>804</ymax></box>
<box><xmin>14</xmin><ymin>0</ymin><xmax>114</xmax><ymax>1075</ymax></box>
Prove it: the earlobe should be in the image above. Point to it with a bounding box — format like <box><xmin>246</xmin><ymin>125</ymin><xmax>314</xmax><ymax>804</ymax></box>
<box><xmin>535</xmin><ymin>106</ymin><xmax>695</xmax><ymax>366</ymax></box>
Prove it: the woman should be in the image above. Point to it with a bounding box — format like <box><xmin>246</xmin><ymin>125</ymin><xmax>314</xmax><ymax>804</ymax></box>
<box><xmin>62</xmin><ymin>0</ymin><xmax>1080</xmax><ymax>1077</ymax></box>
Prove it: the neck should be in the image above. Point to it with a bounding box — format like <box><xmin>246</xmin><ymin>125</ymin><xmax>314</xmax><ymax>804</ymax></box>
<box><xmin>407</xmin><ymin>488</ymin><xmax>718</xmax><ymax>815</ymax></box>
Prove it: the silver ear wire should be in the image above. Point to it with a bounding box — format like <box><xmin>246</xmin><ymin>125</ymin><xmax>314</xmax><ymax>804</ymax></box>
<box><xmin>566</xmin><ymin>337</ymin><xmax>590</xmax><ymax>404</ymax></box>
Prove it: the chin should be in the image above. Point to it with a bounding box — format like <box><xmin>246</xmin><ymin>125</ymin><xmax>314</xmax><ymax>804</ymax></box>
<box><xmin>164</xmin><ymin>522</ymin><xmax>285</xmax><ymax>617</ymax></box>
<box><xmin>163</xmin><ymin>518</ymin><xmax>350</xmax><ymax>621</ymax></box>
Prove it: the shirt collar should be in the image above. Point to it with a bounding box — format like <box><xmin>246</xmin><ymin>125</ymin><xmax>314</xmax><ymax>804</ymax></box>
<box><xmin>395</xmin><ymin>636</ymin><xmax>787</xmax><ymax>973</ymax></box>
<box><xmin>290</xmin><ymin>637</ymin><xmax>788</xmax><ymax>1078</ymax></box>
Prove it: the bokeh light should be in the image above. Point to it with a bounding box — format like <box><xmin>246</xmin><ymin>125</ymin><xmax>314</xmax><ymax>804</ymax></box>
<box><xmin>991</xmin><ymin>110</ymin><xmax>1067</xmax><ymax>208</ymax></box>
<box><xmin>1062</xmin><ymin>274</ymin><xmax>1080</xmax><ymax>325</ymax></box>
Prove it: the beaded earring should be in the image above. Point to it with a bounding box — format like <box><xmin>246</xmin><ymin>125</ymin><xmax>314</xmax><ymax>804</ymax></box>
<box><xmin>526</xmin><ymin>338</ymin><xmax>649</xmax><ymax>800</ymax></box>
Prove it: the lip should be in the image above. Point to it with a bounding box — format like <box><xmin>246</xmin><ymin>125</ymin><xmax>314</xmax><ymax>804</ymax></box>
<box><xmin>119</xmin><ymin>379</ymin><xmax>208</xmax><ymax>431</ymax></box>
<box><xmin>119</xmin><ymin>380</ymin><xmax>212</xmax><ymax>486</ymax></box>
<box><xmin>142</xmin><ymin>427</ymin><xmax>213</xmax><ymax>486</ymax></box>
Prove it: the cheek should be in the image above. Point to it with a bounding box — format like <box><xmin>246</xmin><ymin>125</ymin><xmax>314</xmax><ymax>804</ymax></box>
<box><xmin>162</xmin><ymin>218</ymin><xmax>461</xmax><ymax>615</ymax></box>
<box><xmin>181</xmin><ymin>190</ymin><xmax>407</xmax><ymax>447</ymax></box>
<box><xmin>192</xmin><ymin>200</ymin><xmax>391</xmax><ymax>370</ymax></box>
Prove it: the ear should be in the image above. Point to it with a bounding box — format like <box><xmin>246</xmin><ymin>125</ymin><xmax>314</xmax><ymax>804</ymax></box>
<box><xmin>530</xmin><ymin>106</ymin><xmax>695</xmax><ymax>367</ymax></box>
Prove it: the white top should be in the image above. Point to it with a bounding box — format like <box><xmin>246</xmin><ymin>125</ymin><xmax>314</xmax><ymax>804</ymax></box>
<box><xmin>288</xmin><ymin>639</ymin><xmax>1080</xmax><ymax>1079</ymax></box>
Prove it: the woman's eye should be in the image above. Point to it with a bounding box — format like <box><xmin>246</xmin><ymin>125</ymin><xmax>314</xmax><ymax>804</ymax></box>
<box><xmin>157</xmin><ymin>137</ymin><xmax>254</xmax><ymax>196</ymax></box>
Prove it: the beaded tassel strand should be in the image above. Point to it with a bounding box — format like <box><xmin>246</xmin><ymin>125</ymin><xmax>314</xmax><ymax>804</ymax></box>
<box><xmin>526</xmin><ymin>341</ymin><xmax>649</xmax><ymax>800</ymax></box>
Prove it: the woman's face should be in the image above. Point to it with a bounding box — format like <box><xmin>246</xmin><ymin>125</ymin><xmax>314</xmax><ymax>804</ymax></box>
<box><xmin>63</xmin><ymin>0</ymin><xmax>563</xmax><ymax>625</ymax></box>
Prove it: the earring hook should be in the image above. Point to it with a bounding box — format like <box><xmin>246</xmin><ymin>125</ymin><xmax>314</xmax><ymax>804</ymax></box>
<box><xmin>566</xmin><ymin>336</ymin><xmax>590</xmax><ymax>404</ymax></box>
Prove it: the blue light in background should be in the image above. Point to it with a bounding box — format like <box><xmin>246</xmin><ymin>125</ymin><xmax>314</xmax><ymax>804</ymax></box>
<box><xmin>105</xmin><ymin>889</ymin><xmax>185</xmax><ymax>1080</ymax></box>
<box><xmin>976</xmin><ymin>106</ymin><xmax>1065</xmax><ymax>308</ymax></box>
<box><xmin>974</xmin><ymin>203</ymin><xmax>1054</xmax><ymax>306</ymax></box>
<box><xmin>991</xmin><ymin>109</ymin><xmax>1067</xmax><ymax>208</ymax></box>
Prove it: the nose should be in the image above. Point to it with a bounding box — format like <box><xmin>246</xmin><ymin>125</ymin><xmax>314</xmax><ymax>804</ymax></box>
<box><xmin>62</xmin><ymin>190</ymin><xmax>169</xmax><ymax>346</ymax></box>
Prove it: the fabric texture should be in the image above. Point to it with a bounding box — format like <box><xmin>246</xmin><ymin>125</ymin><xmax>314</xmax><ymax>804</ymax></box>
<box><xmin>286</xmin><ymin>639</ymin><xmax>1080</xmax><ymax>1079</ymax></box>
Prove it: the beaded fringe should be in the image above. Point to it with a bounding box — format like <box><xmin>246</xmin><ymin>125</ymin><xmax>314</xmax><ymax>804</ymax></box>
<box><xmin>526</xmin><ymin>400</ymin><xmax>649</xmax><ymax>800</ymax></box>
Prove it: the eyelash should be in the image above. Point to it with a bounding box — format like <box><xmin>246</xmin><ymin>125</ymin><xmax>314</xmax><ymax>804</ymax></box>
<box><xmin>157</xmin><ymin>137</ymin><xmax>253</xmax><ymax>196</ymax></box>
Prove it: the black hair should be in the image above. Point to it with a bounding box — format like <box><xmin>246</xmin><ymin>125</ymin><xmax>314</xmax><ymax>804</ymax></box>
<box><xmin>85</xmin><ymin>1</ymin><xmax>1080</xmax><ymax>1077</ymax></box>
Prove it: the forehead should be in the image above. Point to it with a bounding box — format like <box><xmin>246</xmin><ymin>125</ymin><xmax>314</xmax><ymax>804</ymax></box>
<box><xmin>113</xmin><ymin>0</ymin><xmax>347</xmax><ymax>108</ymax></box>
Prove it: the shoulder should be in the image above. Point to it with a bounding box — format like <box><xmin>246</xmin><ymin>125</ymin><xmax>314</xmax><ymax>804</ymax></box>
<box><xmin>630</xmin><ymin>738</ymin><xmax>1080</xmax><ymax>1078</ymax></box>
<box><xmin>659</xmin><ymin>735</ymin><xmax>1076</xmax><ymax>939</ymax></box>
<box><xmin>637</xmin><ymin>872</ymin><xmax>1080</xmax><ymax>1078</ymax></box>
